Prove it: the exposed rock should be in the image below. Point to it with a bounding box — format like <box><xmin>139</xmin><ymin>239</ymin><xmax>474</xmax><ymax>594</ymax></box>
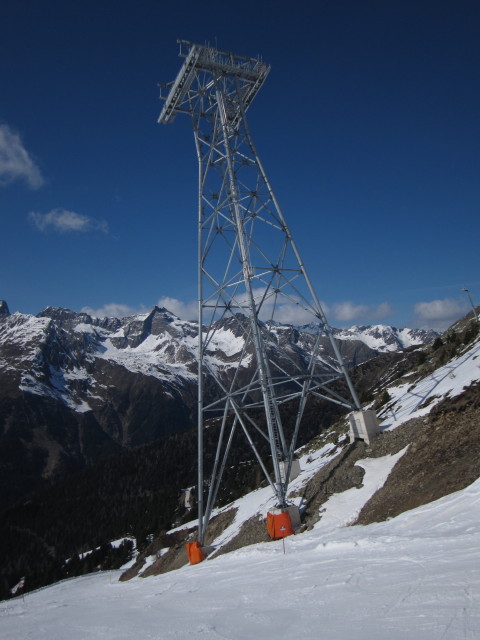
<box><xmin>119</xmin><ymin>527</ymin><xmax>196</xmax><ymax>581</ymax></box>
<box><xmin>121</xmin><ymin>507</ymin><xmax>238</xmax><ymax>580</ymax></box>
<box><xmin>355</xmin><ymin>385</ymin><xmax>480</xmax><ymax>524</ymax></box>
<box><xmin>211</xmin><ymin>512</ymin><xmax>270</xmax><ymax>558</ymax></box>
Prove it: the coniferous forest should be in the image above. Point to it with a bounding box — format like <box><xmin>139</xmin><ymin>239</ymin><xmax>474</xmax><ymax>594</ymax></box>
<box><xmin>0</xmin><ymin>387</ymin><xmax>352</xmax><ymax>599</ymax></box>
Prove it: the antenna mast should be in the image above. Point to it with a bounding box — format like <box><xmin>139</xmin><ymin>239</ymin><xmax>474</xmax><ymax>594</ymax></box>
<box><xmin>158</xmin><ymin>41</ymin><xmax>362</xmax><ymax>545</ymax></box>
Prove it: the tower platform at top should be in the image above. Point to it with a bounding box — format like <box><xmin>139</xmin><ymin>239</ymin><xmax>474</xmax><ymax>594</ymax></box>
<box><xmin>158</xmin><ymin>40</ymin><xmax>270</xmax><ymax>124</ymax></box>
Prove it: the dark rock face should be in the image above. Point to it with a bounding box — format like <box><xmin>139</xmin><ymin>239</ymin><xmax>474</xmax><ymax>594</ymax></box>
<box><xmin>0</xmin><ymin>301</ymin><xmax>9</xmax><ymax>317</ymax></box>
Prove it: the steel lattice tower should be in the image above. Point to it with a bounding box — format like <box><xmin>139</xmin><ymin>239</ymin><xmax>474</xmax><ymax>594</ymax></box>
<box><xmin>158</xmin><ymin>41</ymin><xmax>362</xmax><ymax>544</ymax></box>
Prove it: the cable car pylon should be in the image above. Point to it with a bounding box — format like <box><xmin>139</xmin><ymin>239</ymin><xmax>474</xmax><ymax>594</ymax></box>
<box><xmin>158</xmin><ymin>41</ymin><xmax>375</xmax><ymax>557</ymax></box>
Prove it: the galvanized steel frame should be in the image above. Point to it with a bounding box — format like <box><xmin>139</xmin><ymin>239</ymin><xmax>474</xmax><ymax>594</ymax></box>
<box><xmin>159</xmin><ymin>41</ymin><xmax>361</xmax><ymax>544</ymax></box>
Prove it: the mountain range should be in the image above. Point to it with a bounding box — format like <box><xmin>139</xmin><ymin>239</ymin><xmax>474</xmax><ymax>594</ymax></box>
<box><xmin>0</xmin><ymin>300</ymin><xmax>437</xmax><ymax>510</ymax></box>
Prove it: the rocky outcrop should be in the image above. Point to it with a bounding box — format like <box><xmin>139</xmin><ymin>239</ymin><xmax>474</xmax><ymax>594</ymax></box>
<box><xmin>355</xmin><ymin>384</ymin><xmax>480</xmax><ymax>524</ymax></box>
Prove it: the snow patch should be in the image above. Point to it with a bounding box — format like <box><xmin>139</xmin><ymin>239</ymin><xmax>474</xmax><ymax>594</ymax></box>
<box><xmin>314</xmin><ymin>448</ymin><xmax>408</xmax><ymax>533</ymax></box>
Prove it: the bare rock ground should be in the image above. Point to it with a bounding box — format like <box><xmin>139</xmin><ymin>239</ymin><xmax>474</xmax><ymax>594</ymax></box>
<box><xmin>355</xmin><ymin>382</ymin><xmax>480</xmax><ymax>524</ymax></box>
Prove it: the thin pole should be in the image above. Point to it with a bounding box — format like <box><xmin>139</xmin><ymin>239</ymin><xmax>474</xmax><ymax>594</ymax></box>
<box><xmin>195</xmin><ymin>115</ymin><xmax>205</xmax><ymax>545</ymax></box>
<box><xmin>215</xmin><ymin>82</ymin><xmax>287</xmax><ymax>506</ymax></box>
<box><xmin>461</xmin><ymin>288</ymin><xmax>478</xmax><ymax>322</ymax></box>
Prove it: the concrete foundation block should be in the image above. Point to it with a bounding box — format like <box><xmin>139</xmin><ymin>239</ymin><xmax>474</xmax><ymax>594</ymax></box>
<box><xmin>348</xmin><ymin>409</ymin><xmax>380</xmax><ymax>444</ymax></box>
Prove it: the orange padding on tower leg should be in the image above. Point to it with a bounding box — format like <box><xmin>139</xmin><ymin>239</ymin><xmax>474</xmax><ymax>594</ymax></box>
<box><xmin>186</xmin><ymin>541</ymin><xmax>205</xmax><ymax>565</ymax></box>
<box><xmin>266</xmin><ymin>511</ymin><xmax>294</xmax><ymax>539</ymax></box>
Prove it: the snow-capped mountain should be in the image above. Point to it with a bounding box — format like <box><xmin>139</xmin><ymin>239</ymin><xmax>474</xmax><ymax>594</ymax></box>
<box><xmin>1</xmin><ymin>305</ymin><xmax>198</xmax><ymax>411</ymax></box>
<box><xmin>0</xmin><ymin>301</ymin><xmax>436</xmax><ymax>509</ymax></box>
<box><xmin>333</xmin><ymin>323</ymin><xmax>438</xmax><ymax>351</ymax></box>
<box><xmin>0</xmin><ymin>304</ymin><xmax>437</xmax><ymax>415</ymax></box>
<box><xmin>0</xmin><ymin>305</ymin><xmax>201</xmax><ymax>508</ymax></box>
<box><xmin>298</xmin><ymin>321</ymin><xmax>438</xmax><ymax>352</ymax></box>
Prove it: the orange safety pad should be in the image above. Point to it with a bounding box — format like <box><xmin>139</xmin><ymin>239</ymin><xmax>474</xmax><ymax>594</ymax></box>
<box><xmin>186</xmin><ymin>541</ymin><xmax>205</xmax><ymax>565</ymax></box>
<box><xmin>266</xmin><ymin>511</ymin><xmax>294</xmax><ymax>539</ymax></box>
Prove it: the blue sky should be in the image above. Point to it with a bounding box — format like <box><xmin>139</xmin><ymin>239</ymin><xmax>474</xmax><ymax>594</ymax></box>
<box><xmin>1</xmin><ymin>0</ymin><xmax>479</xmax><ymax>331</ymax></box>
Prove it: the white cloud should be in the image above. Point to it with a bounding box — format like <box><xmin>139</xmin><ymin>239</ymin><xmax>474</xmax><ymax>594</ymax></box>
<box><xmin>81</xmin><ymin>303</ymin><xmax>146</xmax><ymax>318</ymax></box>
<box><xmin>157</xmin><ymin>296</ymin><xmax>198</xmax><ymax>320</ymax></box>
<box><xmin>413</xmin><ymin>298</ymin><xmax>467</xmax><ymax>330</ymax></box>
<box><xmin>156</xmin><ymin>292</ymin><xmax>393</xmax><ymax>328</ymax></box>
<box><xmin>270</xmin><ymin>303</ymin><xmax>321</xmax><ymax>326</ymax></box>
<box><xmin>331</xmin><ymin>301</ymin><xmax>393</xmax><ymax>324</ymax></box>
<box><xmin>226</xmin><ymin>286</ymin><xmax>326</xmax><ymax>326</ymax></box>
<box><xmin>372</xmin><ymin>301</ymin><xmax>394</xmax><ymax>319</ymax></box>
<box><xmin>0</xmin><ymin>124</ymin><xmax>44</xmax><ymax>188</ymax></box>
<box><xmin>157</xmin><ymin>291</ymin><xmax>318</xmax><ymax>324</ymax></box>
<box><xmin>332</xmin><ymin>301</ymin><xmax>368</xmax><ymax>323</ymax></box>
<box><xmin>29</xmin><ymin>208</ymin><xmax>108</xmax><ymax>234</ymax></box>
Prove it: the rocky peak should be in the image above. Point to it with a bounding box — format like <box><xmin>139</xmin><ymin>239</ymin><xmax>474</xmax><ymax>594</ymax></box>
<box><xmin>214</xmin><ymin>313</ymin><xmax>251</xmax><ymax>337</ymax></box>
<box><xmin>37</xmin><ymin>306</ymin><xmax>93</xmax><ymax>329</ymax></box>
<box><xmin>149</xmin><ymin>306</ymin><xmax>180</xmax><ymax>334</ymax></box>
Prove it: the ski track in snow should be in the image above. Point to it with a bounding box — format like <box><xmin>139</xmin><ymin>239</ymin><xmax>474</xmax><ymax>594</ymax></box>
<box><xmin>2</xmin><ymin>467</ymin><xmax>480</xmax><ymax>638</ymax></box>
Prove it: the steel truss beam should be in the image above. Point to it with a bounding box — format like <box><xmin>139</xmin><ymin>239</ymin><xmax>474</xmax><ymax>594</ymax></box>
<box><xmin>159</xmin><ymin>41</ymin><xmax>361</xmax><ymax>544</ymax></box>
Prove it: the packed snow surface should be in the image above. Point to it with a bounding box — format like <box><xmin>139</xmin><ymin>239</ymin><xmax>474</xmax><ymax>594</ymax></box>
<box><xmin>3</xmin><ymin>475</ymin><xmax>479</xmax><ymax>638</ymax></box>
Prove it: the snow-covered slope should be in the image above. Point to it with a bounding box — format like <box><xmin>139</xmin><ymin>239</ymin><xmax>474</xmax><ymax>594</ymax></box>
<box><xmin>377</xmin><ymin>333</ymin><xmax>480</xmax><ymax>430</ymax></box>
<box><xmin>3</xmin><ymin>328</ymin><xmax>480</xmax><ymax>637</ymax></box>
<box><xmin>3</xmin><ymin>469</ymin><xmax>479</xmax><ymax>639</ymax></box>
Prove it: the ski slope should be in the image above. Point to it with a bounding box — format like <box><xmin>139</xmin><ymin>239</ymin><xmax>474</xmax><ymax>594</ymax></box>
<box><xmin>2</xmin><ymin>334</ymin><xmax>480</xmax><ymax>638</ymax></box>
<box><xmin>2</xmin><ymin>474</ymin><xmax>479</xmax><ymax>638</ymax></box>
